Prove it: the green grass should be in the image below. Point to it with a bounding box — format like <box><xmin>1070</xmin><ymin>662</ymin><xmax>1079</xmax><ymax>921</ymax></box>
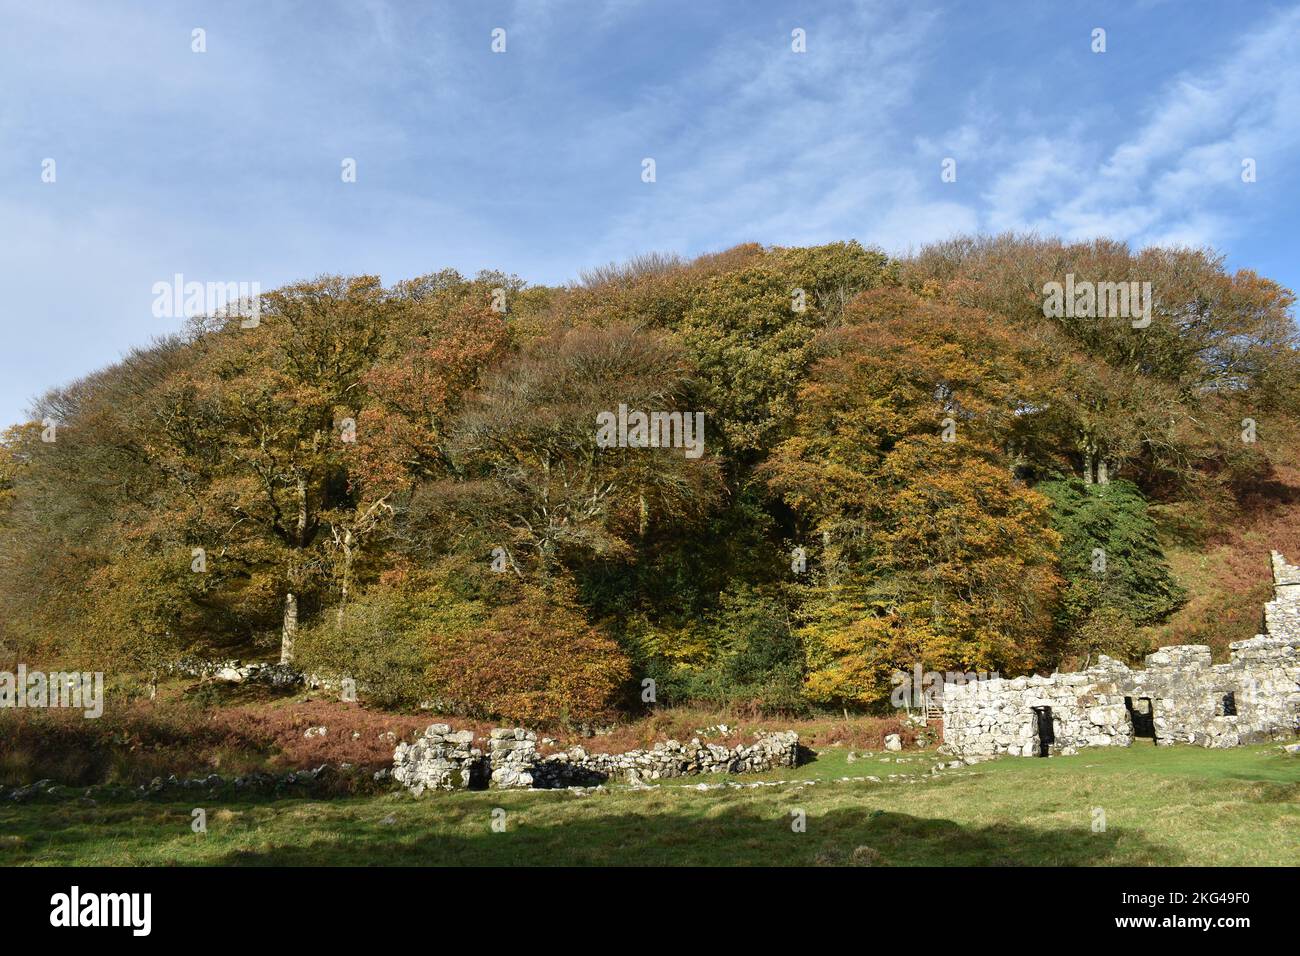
<box><xmin>1</xmin><ymin>744</ymin><xmax>1295</xmax><ymax>866</ymax></box>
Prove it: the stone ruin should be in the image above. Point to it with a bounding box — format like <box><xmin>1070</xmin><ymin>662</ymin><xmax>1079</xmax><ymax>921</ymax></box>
<box><xmin>942</xmin><ymin>551</ymin><xmax>1300</xmax><ymax>757</ymax></box>
<box><xmin>392</xmin><ymin>725</ymin><xmax>802</xmax><ymax>795</ymax></box>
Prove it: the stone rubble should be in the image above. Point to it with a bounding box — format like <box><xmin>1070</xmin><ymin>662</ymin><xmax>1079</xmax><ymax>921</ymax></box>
<box><xmin>392</xmin><ymin>726</ymin><xmax>801</xmax><ymax>794</ymax></box>
<box><xmin>170</xmin><ymin>657</ymin><xmax>304</xmax><ymax>687</ymax></box>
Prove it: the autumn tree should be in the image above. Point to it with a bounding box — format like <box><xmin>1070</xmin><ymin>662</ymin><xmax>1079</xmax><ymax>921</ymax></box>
<box><xmin>142</xmin><ymin>276</ymin><xmax>390</xmax><ymax>662</ymax></box>
<box><xmin>905</xmin><ymin>234</ymin><xmax>1300</xmax><ymax>492</ymax></box>
<box><xmin>447</xmin><ymin>322</ymin><xmax>723</xmax><ymax>575</ymax></box>
<box><xmin>764</xmin><ymin>289</ymin><xmax>1062</xmax><ymax>704</ymax></box>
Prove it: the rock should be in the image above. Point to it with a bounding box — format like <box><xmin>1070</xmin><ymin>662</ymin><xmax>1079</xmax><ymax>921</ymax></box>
<box><xmin>884</xmin><ymin>734</ymin><xmax>903</xmax><ymax>752</ymax></box>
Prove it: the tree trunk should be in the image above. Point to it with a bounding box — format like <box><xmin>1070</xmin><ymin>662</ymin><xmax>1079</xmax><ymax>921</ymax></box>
<box><xmin>295</xmin><ymin>473</ymin><xmax>309</xmax><ymax>546</ymax></box>
<box><xmin>286</xmin><ymin>470</ymin><xmax>308</xmax><ymax>659</ymax></box>
<box><xmin>336</xmin><ymin>531</ymin><xmax>355</xmax><ymax>627</ymax></box>
<box><xmin>1096</xmin><ymin>458</ymin><xmax>1110</xmax><ymax>485</ymax></box>
<box><xmin>281</xmin><ymin>592</ymin><xmax>298</xmax><ymax>664</ymax></box>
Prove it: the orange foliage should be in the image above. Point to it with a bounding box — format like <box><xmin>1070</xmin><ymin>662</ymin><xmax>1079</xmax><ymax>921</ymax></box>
<box><xmin>427</xmin><ymin>580</ymin><xmax>631</xmax><ymax>726</ymax></box>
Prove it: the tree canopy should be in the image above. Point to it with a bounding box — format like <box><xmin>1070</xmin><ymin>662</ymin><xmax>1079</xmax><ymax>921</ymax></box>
<box><xmin>3</xmin><ymin>237</ymin><xmax>1296</xmax><ymax>721</ymax></box>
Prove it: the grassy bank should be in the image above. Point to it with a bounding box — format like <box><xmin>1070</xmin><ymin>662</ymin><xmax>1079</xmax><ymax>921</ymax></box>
<box><xmin>2</xmin><ymin>743</ymin><xmax>1295</xmax><ymax>867</ymax></box>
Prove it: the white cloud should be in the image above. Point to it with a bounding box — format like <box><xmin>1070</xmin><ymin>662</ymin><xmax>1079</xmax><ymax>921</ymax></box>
<box><xmin>978</xmin><ymin>6</ymin><xmax>1300</xmax><ymax>250</ymax></box>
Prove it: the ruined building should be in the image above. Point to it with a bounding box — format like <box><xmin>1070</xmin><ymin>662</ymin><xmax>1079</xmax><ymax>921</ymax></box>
<box><xmin>942</xmin><ymin>551</ymin><xmax>1300</xmax><ymax>757</ymax></box>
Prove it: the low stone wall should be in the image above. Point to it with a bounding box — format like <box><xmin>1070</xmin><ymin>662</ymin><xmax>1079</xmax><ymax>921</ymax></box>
<box><xmin>942</xmin><ymin>550</ymin><xmax>1300</xmax><ymax>758</ymax></box>
<box><xmin>391</xmin><ymin>725</ymin><xmax>486</xmax><ymax>795</ymax></box>
<box><xmin>529</xmin><ymin>730</ymin><xmax>801</xmax><ymax>788</ymax></box>
<box><xmin>392</xmin><ymin>725</ymin><xmax>801</xmax><ymax>793</ymax></box>
<box><xmin>170</xmin><ymin>657</ymin><xmax>303</xmax><ymax>687</ymax></box>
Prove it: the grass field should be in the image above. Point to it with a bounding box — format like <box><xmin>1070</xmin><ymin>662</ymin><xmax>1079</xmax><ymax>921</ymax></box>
<box><xmin>2</xmin><ymin>743</ymin><xmax>1296</xmax><ymax>866</ymax></box>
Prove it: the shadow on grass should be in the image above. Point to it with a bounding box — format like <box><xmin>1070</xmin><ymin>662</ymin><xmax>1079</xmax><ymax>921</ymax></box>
<box><xmin>204</xmin><ymin>803</ymin><xmax>1183</xmax><ymax>867</ymax></box>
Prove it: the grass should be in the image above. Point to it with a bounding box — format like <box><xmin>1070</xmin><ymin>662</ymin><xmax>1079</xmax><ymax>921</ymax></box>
<box><xmin>2</xmin><ymin>743</ymin><xmax>1295</xmax><ymax>866</ymax></box>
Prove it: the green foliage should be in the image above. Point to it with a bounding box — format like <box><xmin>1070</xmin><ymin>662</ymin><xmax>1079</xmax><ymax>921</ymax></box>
<box><xmin>1068</xmin><ymin>606</ymin><xmax>1154</xmax><ymax>667</ymax></box>
<box><xmin>1037</xmin><ymin>478</ymin><xmax>1186</xmax><ymax>632</ymax></box>
<box><xmin>672</xmin><ymin>242</ymin><xmax>895</xmax><ymax>459</ymax></box>
<box><xmin>644</xmin><ymin>586</ymin><xmax>807</xmax><ymax>714</ymax></box>
<box><xmin>294</xmin><ymin>556</ymin><xmax>509</xmax><ymax>709</ymax></box>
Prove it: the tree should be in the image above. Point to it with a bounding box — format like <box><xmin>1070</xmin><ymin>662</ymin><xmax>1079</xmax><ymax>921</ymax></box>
<box><xmin>427</xmin><ymin>576</ymin><xmax>631</xmax><ymax>726</ymax></box>
<box><xmin>446</xmin><ymin>322</ymin><xmax>723</xmax><ymax>575</ymax></box>
<box><xmin>142</xmin><ymin>276</ymin><xmax>389</xmax><ymax>662</ymax></box>
<box><xmin>904</xmin><ymin>234</ymin><xmax>1300</xmax><ymax>492</ymax></box>
<box><xmin>672</xmin><ymin>243</ymin><xmax>894</xmax><ymax>460</ymax></box>
<box><xmin>765</xmin><ymin>289</ymin><xmax>1062</xmax><ymax>704</ymax></box>
<box><xmin>1037</xmin><ymin>478</ymin><xmax>1185</xmax><ymax>641</ymax></box>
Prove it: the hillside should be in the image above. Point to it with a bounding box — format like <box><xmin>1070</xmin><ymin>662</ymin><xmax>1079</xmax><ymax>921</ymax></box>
<box><xmin>2</xmin><ymin>234</ymin><xmax>1298</xmax><ymax>725</ymax></box>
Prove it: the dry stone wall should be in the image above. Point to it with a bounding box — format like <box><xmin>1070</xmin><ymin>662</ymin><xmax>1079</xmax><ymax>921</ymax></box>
<box><xmin>391</xmin><ymin>725</ymin><xmax>486</xmax><ymax>794</ymax></box>
<box><xmin>942</xmin><ymin>551</ymin><xmax>1300</xmax><ymax>757</ymax></box>
<box><xmin>393</xmin><ymin>726</ymin><xmax>801</xmax><ymax>793</ymax></box>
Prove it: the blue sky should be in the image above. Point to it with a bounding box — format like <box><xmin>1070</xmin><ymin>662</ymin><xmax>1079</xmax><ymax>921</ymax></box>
<box><xmin>3</xmin><ymin>0</ymin><xmax>1299</xmax><ymax>427</ymax></box>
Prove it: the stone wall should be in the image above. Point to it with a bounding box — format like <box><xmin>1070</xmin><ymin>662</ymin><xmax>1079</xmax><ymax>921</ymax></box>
<box><xmin>171</xmin><ymin>657</ymin><xmax>304</xmax><ymax>687</ymax></box>
<box><xmin>942</xmin><ymin>550</ymin><xmax>1300</xmax><ymax>757</ymax></box>
<box><xmin>392</xmin><ymin>726</ymin><xmax>801</xmax><ymax>793</ymax></box>
<box><xmin>391</xmin><ymin>724</ymin><xmax>487</xmax><ymax>794</ymax></box>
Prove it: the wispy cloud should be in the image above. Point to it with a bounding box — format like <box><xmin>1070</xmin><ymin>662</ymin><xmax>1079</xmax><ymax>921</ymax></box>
<box><xmin>977</xmin><ymin>6</ymin><xmax>1300</xmax><ymax>248</ymax></box>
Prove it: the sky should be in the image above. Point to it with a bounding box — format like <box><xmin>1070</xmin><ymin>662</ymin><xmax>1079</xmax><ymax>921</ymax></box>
<box><xmin>2</xmin><ymin>0</ymin><xmax>1299</xmax><ymax>427</ymax></box>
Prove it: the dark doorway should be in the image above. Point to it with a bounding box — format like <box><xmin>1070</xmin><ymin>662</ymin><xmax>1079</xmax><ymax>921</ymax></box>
<box><xmin>1031</xmin><ymin>706</ymin><xmax>1054</xmax><ymax>757</ymax></box>
<box><xmin>1221</xmin><ymin>692</ymin><xmax>1237</xmax><ymax>717</ymax></box>
<box><xmin>1125</xmin><ymin>696</ymin><xmax>1156</xmax><ymax>742</ymax></box>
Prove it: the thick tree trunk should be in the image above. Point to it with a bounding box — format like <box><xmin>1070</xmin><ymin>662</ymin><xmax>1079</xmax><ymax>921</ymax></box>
<box><xmin>281</xmin><ymin>592</ymin><xmax>298</xmax><ymax>664</ymax></box>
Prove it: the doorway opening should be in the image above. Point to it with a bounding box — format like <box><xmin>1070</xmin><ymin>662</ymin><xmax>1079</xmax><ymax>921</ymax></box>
<box><xmin>1125</xmin><ymin>696</ymin><xmax>1156</xmax><ymax>742</ymax></box>
<box><xmin>1031</xmin><ymin>706</ymin><xmax>1054</xmax><ymax>757</ymax></box>
<box><xmin>1220</xmin><ymin>691</ymin><xmax>1237</xmax><ymax>717</ymax></box>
